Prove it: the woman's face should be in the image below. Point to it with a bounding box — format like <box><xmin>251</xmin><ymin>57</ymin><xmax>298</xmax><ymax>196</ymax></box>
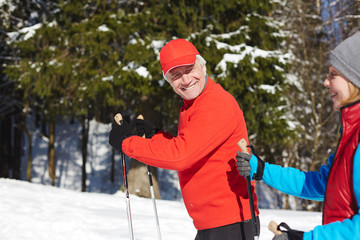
<box><xmin>323</xmin><ymin>66</ymin><xmax>351</xmax><ymax>110</ymax></box>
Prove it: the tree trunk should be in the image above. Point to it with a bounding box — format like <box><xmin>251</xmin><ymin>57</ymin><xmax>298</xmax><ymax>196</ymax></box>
<box><xmin>316</xmin><ymin>0</ymin><xmax>320</xmax><ymax>15</ymax></box>
<box><xmin>81</xmin><ymin>116</ymin><xmax>89</xmax><ymax>192</ymax></box>
<box><xmin>0</xmin><ymin>116</ymin><xmax>11</xmax><ymax>178</ymax></box>
<box><xmin>127</xmin><ymin>159</ymin><xmax>161</xmax><ymax>199</ymax></box>
<box><xmin>283</xmin><ymin>194</ymin><xmax>290</xmax><ymax>210</ymax></box>
<box><xmin>48</xmin><ymin>119</ymin><xmax>56</xmax><ymax>186</ymax></box>
<box><xmin>24</xmin><ymin>119</ymin><xmax>32</xmax><ymax>182</ymax></box>
<box><xmin>12</xmin><ymin>113</ymin><xmax>22</xmax><ymax>179</ymax></box>
<box><xmin>110</xmin><ymin>109</ymin><xmax>161</xmax><ymax>197</ymax></box>
<box><xmin>110</xmin><ymin>149</ymin><xmax>115</xmax><ymax>183</ymax></box>
<box><xmin>127</xmin><ymin>99</ymin><xmax>163</xmax><ymax>199</ymax></box>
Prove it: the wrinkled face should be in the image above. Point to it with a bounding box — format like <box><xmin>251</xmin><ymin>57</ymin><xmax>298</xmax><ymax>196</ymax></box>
<box><xmin>165</xmin><ymin>60</ymin><xmax>207</xmax><ymax>100</ymax></box>
<box><xmin>323</xmin><ymin>66</ymin><xmax>351</xmax><ymax>110</ymax></box>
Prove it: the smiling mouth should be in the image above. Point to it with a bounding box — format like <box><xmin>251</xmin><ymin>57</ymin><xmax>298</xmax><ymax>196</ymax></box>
<box><xmin>181</xmin><ymin>83</ymin><xmax>196</xmax><ymax>91</ymax></box>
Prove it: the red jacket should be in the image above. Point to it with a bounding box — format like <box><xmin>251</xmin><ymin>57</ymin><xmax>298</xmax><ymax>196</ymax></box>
<box><xmin>123</xmin><ymin>77</ymin><xmax>259</xmax><ymax>230</ymax></box>
<box><xmin>323</xmin><ymin>100</ymin><xmax>360</xmax><ymax>224</ymax></box>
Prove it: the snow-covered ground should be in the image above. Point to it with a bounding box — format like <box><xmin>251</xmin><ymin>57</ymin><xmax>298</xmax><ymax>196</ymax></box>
<box><xmin>0</xmin><ymin>178</ymin><xmax>321</xmax><ymax>240</ymax></box>
<box><xmin>0</xmin><ymin>118</ymin><xmax>323</xmax><ymax>239</ymax></box>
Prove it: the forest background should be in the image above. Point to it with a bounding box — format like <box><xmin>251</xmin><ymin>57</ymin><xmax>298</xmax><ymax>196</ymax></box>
<box><xmin>1</xmin><ymin>0</ymin><xmax>360</xmax><ymax>212</ymax></box>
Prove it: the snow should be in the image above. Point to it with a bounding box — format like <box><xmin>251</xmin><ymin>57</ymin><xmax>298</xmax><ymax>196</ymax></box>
<box><xmin>7</xmin><ymin>23</ymin><xmax>42</xmax><ymax>42</ymax></box>
<box><xmin>258</xmin><ymin>84</ymin><xmax>276</xmax><ymax>94</ymax></box>
<box><xmin>2</xmin><ymin>118</ymin><xmax>323</xmax><ymax>239</ymax></box>
<box><xmin>214</xmin><ymin>43</ymin><xmax>287</xmax><ymax>77</ymax></box>
<box><xmin>98</xmin><ymin>24</ymin><xmax>110</xmax><ymax>32</ymax></box>
<box><xmin>122</xmin><ymin>62</ymin><xmax>150</xmax><ymax>78</ymax></box>
<box><xmin>0</xmin><ymin>178</ymin><xmax>321</xmax><ymax>239</ymax></box>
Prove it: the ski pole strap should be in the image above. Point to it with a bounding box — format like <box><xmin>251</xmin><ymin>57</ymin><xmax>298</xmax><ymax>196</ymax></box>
<box><xmin>277</xmin><ymin>222</ymin><xmax>304</xmax><ymax>240</ymax></box>
<box><xmin>248</xmin><ymin>145</ymin><xmax>265</xmax><ymax>180</ymax></box>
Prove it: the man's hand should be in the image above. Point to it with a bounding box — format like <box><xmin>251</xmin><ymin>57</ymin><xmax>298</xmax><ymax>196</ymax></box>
<box><xmin>108</xmin><ymin>120</ymin><xmax>131</xmax><ymax>153</ymax></box>
<box><xmin>236</xmin><ymin>147</ymin><xmax>265</xmax><ymax>180</ymax></box>
<box><xmin>134</xmin><ymin>118</ymin><xmax>157</xmax><ymax>138</ymax></box>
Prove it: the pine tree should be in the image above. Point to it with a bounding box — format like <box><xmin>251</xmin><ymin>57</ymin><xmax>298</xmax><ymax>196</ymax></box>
<box><xmin>116</xmin><ymin>0</ymin><xmax>294</xmax><ymax>163</ymax></box>
<box><xmin>4</xmin><ymin>0</ymin><xmax>294</xmax><ymax>200</ymax></box>
<box><xmin>0</xmin><ymin>0</ymin><xmax>58</xmax><ymax>181</ymax></box>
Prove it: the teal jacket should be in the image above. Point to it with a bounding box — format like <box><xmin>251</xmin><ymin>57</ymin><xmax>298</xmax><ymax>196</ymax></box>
<box><xmin>261</xmin><ymin>145</ymin><xmax>360</xmax><ymax>239</ymax></box>
<box><xmin>254</xmin><ymin>100</ymin><xmax>360</xmax><ymax>239</ymax></box>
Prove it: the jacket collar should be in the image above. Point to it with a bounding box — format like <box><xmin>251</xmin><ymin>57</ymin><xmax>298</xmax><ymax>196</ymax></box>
<box><xmin>340</xmin><ymin>99</ymin><xmax>360</xmax><ymax>125</ymax></box>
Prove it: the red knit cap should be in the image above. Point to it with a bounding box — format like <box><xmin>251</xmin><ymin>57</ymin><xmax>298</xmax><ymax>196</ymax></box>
<box><xmin>160</xmin><ymin>39</ymin><xmax>200</xmax><ymax>77</ymax></box>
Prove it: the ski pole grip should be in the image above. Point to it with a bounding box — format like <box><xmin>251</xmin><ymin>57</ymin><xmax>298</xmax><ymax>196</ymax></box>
<box><xmin>268</xmin><ymin>220</ymin><xmax>282</xmax><ymax>235</ymax></box>
<box><xmin>237</xmin><ymin>138</ymin><xmax>248</xmax><ymax>153</ymax></box>
<box><xmin>114</xmin><ymin>113</ymin><xmax>122</xmax><ymax>125</ymax></box>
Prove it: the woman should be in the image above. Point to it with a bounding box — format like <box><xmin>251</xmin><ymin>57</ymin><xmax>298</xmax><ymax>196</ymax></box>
<box><xmin>236</xmin><ymin>31</ymin><xmax>360</xmax><ymax>240</ymax></box>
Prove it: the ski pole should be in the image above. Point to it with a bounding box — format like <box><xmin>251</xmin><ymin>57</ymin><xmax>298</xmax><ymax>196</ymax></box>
<box><xmin>114</xmin><ymin>113</ymin><xmax>135</xmax><ymax>240</ymax></box>
<box><xmin>238</xmin><ymin>138</ymin><xmax>259</xmax><ymax>240</ymax></box>
<box><xmin>147</xmin><ymin>165</ymin><xmax>162</xmax><ymax>240</ymax></box>
<box><xmin>137</xmin><ymin>115</ymin><xmax>162</xmax><ymax>240</ymax></box>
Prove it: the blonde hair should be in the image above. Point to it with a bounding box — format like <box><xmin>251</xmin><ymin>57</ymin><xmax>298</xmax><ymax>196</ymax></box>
<box><xmin>341</xmin><ymin>81</ymin><xmax>360</xmax><ymax>106</ymax></box>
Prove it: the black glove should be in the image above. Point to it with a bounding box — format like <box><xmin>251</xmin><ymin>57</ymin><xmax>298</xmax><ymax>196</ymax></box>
<box><xmin>272</xmin><ymin>222</ymin><xmax>304</xmax><ymax>240</ymax></box>
<box><xmin>236</xmin><ymin>145</ymin><xmax>265</xmax><ymax>180</ymax></box>
<box><xmin>108</xmin><ymin>120</ymin><xmax>131</xmax><ymax>153</ymax></box>
<box><xmin>133</xmin><ymin>118</ymin><xmax>157</xmax><ymax>138</ymax></box>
